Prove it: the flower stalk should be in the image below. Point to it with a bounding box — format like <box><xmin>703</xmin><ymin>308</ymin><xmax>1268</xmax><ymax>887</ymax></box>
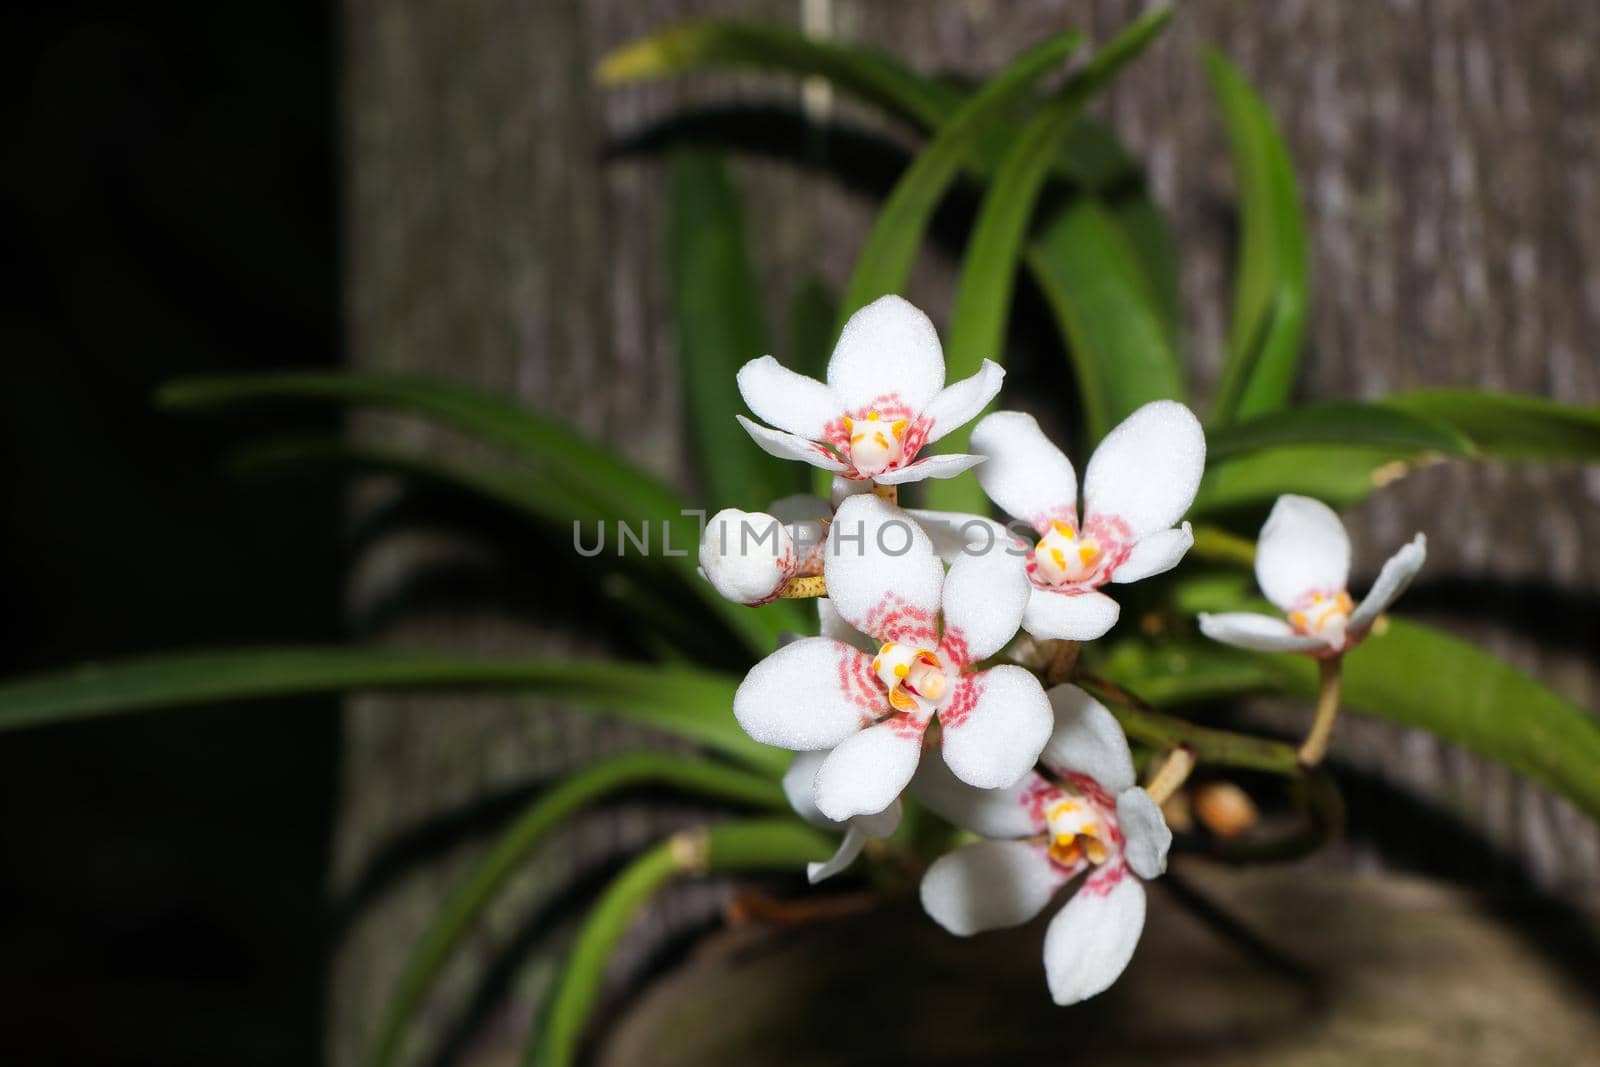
<box><xmin>1143</xmin><ymin>745</ymin><xmax>1196</xmax><ymax>805</ymax></box>
<box><xmin>1297</xmin><ymin>656</ymin><xmax>1344</xmax><ymax>767</ymax></box>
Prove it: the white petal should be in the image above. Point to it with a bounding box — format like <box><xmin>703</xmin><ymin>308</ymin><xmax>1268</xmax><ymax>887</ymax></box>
<box><xmin>938</xmin><ymin>541</ymin><xmax>1031</xmax><ymax>666</ymax></box>
<box><xmin>920</xmin><ymin>359</ymin><xmax>1005</xmax><ymax>445</ymax></box>
<box><xmin>699</xmin><ymin>509</ymin><xmax>793</xmax><ymax>604</ymax></box>
<box><xmin>1197</xmin><ymin>611</ymin><xmax>1327</xmax><ymax>653</ymax></box>
<box><xmin>873</xmin><ymin>452</ymin><xmax>986</xmax><ymax>485</ymax></box>
<box><xmin>1040</xmin><ymin>684</ymin><xmax>1135</xmax><ymax>794</ymax></box>
<box><xmin>818</xmin><ymin>598</ymin><xmax>876</xmax><ymax>653</ymax></box>
<box><xmin>1116</xmin><ymin>788</ymin><xmax>1171</xmax><ymax>880</ymax></box>
<box><xmin>736</xmin><ymin>415</ymin><xmax>848</xmax><ymax>472</ymax></box>
<box><xmin>829</xmin><ymin>474</ymin><xmax>876</xmax><ymax>510</ymax></box>
<box><xmin>1043</xmin><ymin>870</ymin><xmax>1147</xmax><ymax>1006</ymax></box>
<box><xmin>813</xmin><ymin>718</ymin><xmax>926</xmax><ymax>822</ymax></box>
<box><xmin>1254</xmin><ymin>494</ymin><xmax>1351</xmax><ymax>612</ymax></box>
<box><xmin>920</xmin><ymin>840</ymin><xmax>1067</xmax><ymax>936</ymax></box>
<box><xmin>736</xmin><ymin>355</ymin><xmax>842</xmax><ymax>440</ymax></box>
<box><xmin>907</xmin><ymin>509</ymin><xmax>1020</xmax><ymax>566</ymax></box>
<box><xmin>970</xmin><ymin>410</ymin><xmax>1078</xmax><ymax>529</ymax></box>
<box><xmin>1348</xmin><ymin>533</ymin><xmax>1427</xmax><ymax>632</ymax></box>
<box><xmin>733</xmin><ymin>638</ymin><xmax>877</xmax><ymax>751</ymax></box>
<box><xmin>1082</xmin><ymin>400</ymin><xmax>1205</xmax><ymax>541</ymax></box>
<box><xmin>1022</xmin><ymin>588</ymin><xmax>1121</xmax><ymax>642</ymax></box>
<box><xmin>940</xmin><ymin>666</ymin><xmax>1053</xmax><ymax>790</ymax></box>
<box><xmin>1111</xmin><ymin>523</ymin><xmax>1193</xmax><ymax>584</ymax></box>
<box><xmin>781</xmin><ymin>751</ymin><xmax>833</xmax><ymax>828</ymax></box>
<box><xmin>807</xmin><ymin>824</ymin><xmax>870</xmax><ymax>884</ymax></box>
<box><xmin>826</xmin><ymin>295</ymin><xmax>946</xmax><ymax>415</ymax></box>
<box><xmin>912</xmin><ymin>756</ymin><xmax>1043</xmax><ymax>839</ymax></box>
<box><xmin>824</xmin><ymin>494</ymin><xmax>944</xmax><ymax>646</ymax></box>
<box><xmin>807</xmin><ymin>800</ymin><xmax>902</xmax><ymax>884</ymax></box>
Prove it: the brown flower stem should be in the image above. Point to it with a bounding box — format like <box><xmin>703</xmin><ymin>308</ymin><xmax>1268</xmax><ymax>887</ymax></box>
<box><xmin>1297</xmin><ymin>656</ymin><xmax>1344</xmax><ymax>767</ymax></box>
<box><xmin>872</xmin><ymin>482</ymin><xmax>898</xmax><ymax>504</ymax></box>
<box><xmin>1043</xmin><ymin>640</ymin><xmax>1081</xmax><ymax>685</ymax></box>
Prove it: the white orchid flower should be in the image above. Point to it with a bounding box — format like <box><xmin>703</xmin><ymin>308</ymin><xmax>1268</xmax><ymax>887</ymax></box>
<box><xmin>1199</xmin><ymin>494</ymin><xmax>1426</xmax><ymax>657</ymax></box>
<box><xmin>698</xmin><ymin>495</ymin><xmax>830</xmax><ymax>605</ymax></box>
<box><xmin>969</xmin><ymin>401</ymin><xmax>1206</xmax><ymax>643</ymax></box>
<box><xmin>915</xmin><ymin>684</ymin><xmax>1172</xmax><ymax>1006</ymax></box>
<box><xmin>735</xmin><ymin>295</ymin><xmax>1004</xmax><ymax>485</ymax></box>
<box><xmin>733</xmin><ymin>494</ymin><xmax>1052</xmax><ymax>823</ymax></box>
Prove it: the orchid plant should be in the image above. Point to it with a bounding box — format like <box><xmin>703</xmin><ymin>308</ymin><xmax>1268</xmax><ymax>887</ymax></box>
<box><xmin>1</xmin><ymin>10</ymin><xmax>1597</xmax><ymax>1067</ymax></box>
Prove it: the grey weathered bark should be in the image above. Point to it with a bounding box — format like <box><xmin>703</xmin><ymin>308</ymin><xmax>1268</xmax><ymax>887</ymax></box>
<box><xmin>334</xmin><ymin>2</ymin><xmax>1600</xmax><ymax>1065</ymax></box>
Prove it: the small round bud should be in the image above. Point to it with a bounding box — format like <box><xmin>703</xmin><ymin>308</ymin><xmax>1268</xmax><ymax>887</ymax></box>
<box><xmin>699</xmin><ymin>509</ymin><xmax>794</xmax><ymax>605</ymax></box>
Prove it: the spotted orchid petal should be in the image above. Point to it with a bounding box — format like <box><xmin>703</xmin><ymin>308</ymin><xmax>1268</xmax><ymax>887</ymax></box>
<box><xmin>871</xmin><ymin>452</ymin><xmax>986</xmax><ymax>485</ymax></box>
<box><xmin>735</xmin><ymin>415</ymin><xmax>848</xmax><ymax>472</ymax></box>
<box><xmin>1111</xmin><ymin>522</ymin><xmax>1194</xmax><ymax>584</ymax></box>
<box><xmin>1348</xmin><ymin>533</ymin><xmax>1428</xmax><ymax>632</ymax></box>
<box><xmin>1254</xmin><ymin>494</ymin><xmax>1351</xmax><ymax>612</ymax></box>
<box><xmin>1081</xmin><ymin>400</ymin><xmax>1206</xmax><ymax>541</ymax></box>
<box><xmin>1197</xmin><ymin>611</ymin><xmax>1329</xmax><ymax>653</ymax></box>
<box><xmin>824</xmin><ymin>494</ymin><xmax>944</xmax><ymax>646</ymax></box>
<box><xmin>911</xmin><ymin>757</ymin><xmax>1045</xmax><ymax>839</ymax></box>
<box><xmin>825</xmin><ymin>295</ymin><xmax>946</xmax><ymax>416</ymax></box>
<box><xmin>920</xmin><ymin>359</ymin><xmax>1005</xmax><ymax>446</ymax></box>
<box><xmin>939</xmin><ymin>541</ymin><xmax>1031</xmax><ymax>666</ymax></box>
<box><xmin>1043</xmin><ymin>868</ymin><xmax>1147</xmax><ymax>1006</ymax></box>
<box><xmin>1023</xmin><ymin>588</ymin><xmax>1121</xmax><ymax>642</ymax></box>
<box><xmin>970</xmin><ymin>410</ymin><xmax>1079</xmax><ymax>531</ymax></box>
<box><xmin>699</xmin><ymin>509</ymin><xmax>794</xmax><ymax>605</ymax></box>
<box><xmin>733</xmin><ymin>637</ymin><xmax>877</xmax><ymax>751</ymax></box>
<box><xmin>736</xmin><ymin>354</ymin><xmax>842</xmax><ymax>441</ymax></box>
<box><xmin>1040</xmin><ymin>684</ymin><xmax>1136</xmax><ymax>794</ymax></box>
<box><xmin>813</xmin><ymin>716</ymin><xmax>927</xmax><ymax>822</ymax></box>
<box><xmin>920</xmin><ymin>840</ymin><xmax>1070</xmax><ymax>936</ymax></box>
<box><xmin>1115</xmin><ymin>788</ymin><xmax>1172</xmax><ymax>880</ymax></box>
<box><xmin>940</xmin><ymin>665</ymin><xmax>1053</xmax><ymax>790</ymax></box>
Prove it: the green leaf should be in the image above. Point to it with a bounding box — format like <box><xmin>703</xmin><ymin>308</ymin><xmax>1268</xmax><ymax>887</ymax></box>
<box><xmin>1192</xmin><ymin>443</ymin><xmax>1434</xmax><ymax>516</ymax></box>
<box><xmin>598</xmin><ymin>20</ymin><xmax>961</xmax><ymax>132</ymax></box>
<box><xmin>0</xmin><ymin>648</ymin><xmax>783</xmax><ymax>773</ymax></box>
<box><xmin>1103</xmin><ymin>622</ymin><xmax>1600</xmax><ymax>822</ymax></box>
<box><xmin>668</xmin><ymin>150</ymin><xmax>794</xmax><ymax>510</ymax></box>
<box><xmin>1384</xmin><ymin>389</ymin><xmax>1600</xmax><ymax>462</ymax></box>
<box><xmin>1028</xmin><ymin>198</ymin><xmax>1188</xmax><ymax>444</ymax></box>
<box><xmin>367</xmin><ymin>753</ymin><xmax>785</xmax><ymax>1067</ymax></box>
<box><xmin>527</xmin><ymin>817</ymin><xmax>836</xmax><ymax>1067</ymax></box>
<box><xmin>838</xmin><ymin>30</ymin><xmax>1084</xmax><ymax>319</ymax></box>
<box><xmin>158</xmin><ymin>372</ymin><xmax>791</xmax><ymax>654</ymax></box>
<box><xmin>926</xmin><ymin>8</ymin><xmax>1172</xmax><ymax>513</ymax></box>
<box><xmin>1207</xmin><ymin>402</ymin><xmax>1473</xmax><ymax>463</ymax></box>
<box><xmin>1205</xmin><ymin>50</ymin><xmax>1308</xmax><ymax>425</ymax></box>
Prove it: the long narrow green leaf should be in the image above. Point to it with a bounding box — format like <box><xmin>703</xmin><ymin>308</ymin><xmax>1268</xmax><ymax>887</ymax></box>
<box><xmin>1103</xmin><ymin>622</ymin><xmax>1600</xmax><ymax>821</ymax></box>
<box><xmin>367</xmin><ymin>753</ymin><xmax>786</xmax><ymax>1067</ymax></box>
<box><xmin>1028</xmin><ymin>199</ymin><xmax>1189</xmax><ymax>445</ymax></box>
<box><xmin>159</xmin><ymin>372</ymin><xmax>791</xmax><ymax>653</ymax></box>
<box><xmin>528</xmin><ymin>817</ymin><xmax>835</xmax><ymax>1067</ymax></box>
<box><xmin>838</xmin><ymin>30</ymin><xmax>1083</xmax><ymax>319</ymax></box>
<box><xmin>925</xmin><ymin>9</ymin><xmax>1172</xmax><ymax>513</ymax></box>
<box><xmin>1192</xmin><ymin>443</ymin><xmax>1439</xmax><ymax>516</ymax></box>
<box><xmin>1205</xmin><ymin>50</ymin><xmax>1308</xmax><ymax>425</ymax></box>
<box><xmin>787</xmin><ymin>276</ymin><xmax>838</xmax><ymax>379</ymax></box>
<box><xmin>668</xmin><ymin>150</ymin><xmax>793</xmax><ymax>510</ymax></box>
<box><xmin>0</xmin><ymin>648</ymin><xmax>782</xmax><ymax>773</ymax></box>
<box><xmin>1206</xmin><ymin>402</ymin><xmax>1473</xmax><ymax>463</ymax></box>
<box><xmin>1384</xmin><ymin>389</ymin><xmax>1600</xmax><ymax>462</ymax></box>
<box><xmin>598</xmin><ymin>20</ymin><xmax>961</xmax><ymax>131</ymax></box>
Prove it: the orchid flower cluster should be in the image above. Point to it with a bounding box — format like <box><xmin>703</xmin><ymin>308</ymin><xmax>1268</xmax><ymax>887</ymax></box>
<box><xmin>697</xmin><ymin>296</ymin><xmax>1425</xmax><ymax>1005</ymax></box>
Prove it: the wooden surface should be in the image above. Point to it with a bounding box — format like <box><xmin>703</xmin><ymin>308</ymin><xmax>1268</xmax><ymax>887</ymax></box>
<box><xmin>334</xmin><ymin>2</ymin><xmax>1600</xmax><ymax>1064</ymax></box>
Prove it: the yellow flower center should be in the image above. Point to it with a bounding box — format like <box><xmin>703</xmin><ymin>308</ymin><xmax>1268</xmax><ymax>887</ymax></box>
<box><xmin>1289</xmin><ymin>590</ymin><xmax>1355</xmax><ymax>641</ymax></box>
<box><xmin>871</xmin><ymin>641</ymin><xmax>948</xmax><ymax>713</ymax></box>
<box><xmin>1045</xmin><ymin>797</ymin><xmax>1111</xmax><ymax>867</ymax></box>
<box><xmin>842</xmin><ymin>411</ymin><xmax>908</xmax><ymax>476</ymax></box>
<box><xmin>1033</xmin><ymin>520</ymin><xmax>1102</xmax><ymax>587</ymax></box>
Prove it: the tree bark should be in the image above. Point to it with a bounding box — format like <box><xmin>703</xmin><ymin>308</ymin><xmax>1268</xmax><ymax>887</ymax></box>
<box><xmin>334</xmin><ymin>2</ymin><xmax>1600</xmax><ymax>1064</ymax></box>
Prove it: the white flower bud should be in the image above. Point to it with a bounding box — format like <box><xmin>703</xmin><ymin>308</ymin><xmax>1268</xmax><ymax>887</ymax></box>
<box><xmin>698</xmin><ymin>508</ymin><xmax>794</xmax><ymax>605</ymax></box>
